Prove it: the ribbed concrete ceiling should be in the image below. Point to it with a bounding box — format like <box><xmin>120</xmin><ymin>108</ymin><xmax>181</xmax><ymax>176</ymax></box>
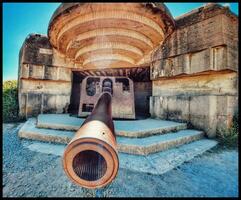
<box><xmin>48</xmin><ymin>3</ymin><xmax>175</xmax><ymax>70</ymax></box>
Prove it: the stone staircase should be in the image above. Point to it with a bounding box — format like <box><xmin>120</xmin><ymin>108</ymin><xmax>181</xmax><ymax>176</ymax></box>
<box><xmin>18</xmin><ymin>114</ymin><xmax>218</xmax><ymax>175</ymax></box>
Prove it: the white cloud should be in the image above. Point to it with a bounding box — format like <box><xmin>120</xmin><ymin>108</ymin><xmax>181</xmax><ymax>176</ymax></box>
<box><xmin>222</xmin><ymin>3</ymin><xmax>230</xmax><ymax>8</ymax></box>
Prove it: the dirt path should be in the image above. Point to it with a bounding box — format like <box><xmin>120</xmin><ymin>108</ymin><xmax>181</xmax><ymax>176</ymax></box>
<box><xmin>3</xmin><ymin>123</ymin><xmax>238</xmax><ymax>197</ymax></box>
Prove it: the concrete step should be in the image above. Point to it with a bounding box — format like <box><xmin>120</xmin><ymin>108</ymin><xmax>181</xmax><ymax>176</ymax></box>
<box><xmin>36</xmin><ymin>114</ymin><xmax>187</xmax><ymax>138</ymax></box>
<box><xmin>19</xmin><ymin>118</ymin><xmax>204</xmax><ymax>155</ymax></box>
<box><xmin>23</xmin><ymin>139</ymin><xmax>218</xmax><ymax>175</ymax></box>
<box><xmin>19</xmin><ymin>118</ymin><xmax>74</xmax><ymax>144</ymax></box>
<box><xmin>117</xmin><ymin>129</ymin><xmax>204</xmax><ymax>155</ymax></box>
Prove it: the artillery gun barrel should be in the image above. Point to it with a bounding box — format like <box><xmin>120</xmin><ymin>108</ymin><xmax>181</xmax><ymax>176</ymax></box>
<box><xmin>63</xmin><ymin>89</ymin><xmax>119</xmax><ymax>189</ymax></box>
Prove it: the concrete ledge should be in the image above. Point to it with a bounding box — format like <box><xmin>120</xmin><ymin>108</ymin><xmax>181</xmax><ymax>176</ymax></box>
<box><xmin>120</xmin><ymin>139</ymin><xmax>218</xmax><ymax>175</ymax></box>
<box><xmin>19</xmin><ymin>118</ymin><xmax>203</xmax><ymax>155</ymax></box>
<box><xmin>19</xmin><ymin>118</ymin><xmax>74</xmax><ymax>144</ymax></box>
<box><xmin>36</xmin><ymin>114</ymin><xmax>187</xmax><ymax>138</ymax></box>
<box><xmin>23</xmin><ymin>139</ymin><xmax>218</xmax><ymax>175</ymax></box>
<box><xmin>117</xmin><ymin>130</ymin><xmax>204</xmax><ymax>155</ymax></box>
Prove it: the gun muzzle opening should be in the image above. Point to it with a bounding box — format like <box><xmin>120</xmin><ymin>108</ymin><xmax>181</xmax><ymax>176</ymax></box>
<box><xmin>73</xmin><ymin>150</ymin><xmax>107</xmax><ymax>181</ymax></box>
<box><xmin>63</xmin><ymin>135</ymin><xmax>119</xmax><ymax>189</ymax></box>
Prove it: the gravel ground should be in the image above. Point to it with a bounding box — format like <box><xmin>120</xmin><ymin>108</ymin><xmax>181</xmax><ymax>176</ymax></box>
<box><xmin>3</xmin><ymin>123</ymin><xmax>238</xmax><ymax>197</ymax></box>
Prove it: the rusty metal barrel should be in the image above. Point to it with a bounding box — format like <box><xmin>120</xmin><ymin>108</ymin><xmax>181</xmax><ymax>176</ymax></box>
<box><xmin>62</xmin><ymin>90</ymin><xmax>119</xmax><ymax>189</ymax></box>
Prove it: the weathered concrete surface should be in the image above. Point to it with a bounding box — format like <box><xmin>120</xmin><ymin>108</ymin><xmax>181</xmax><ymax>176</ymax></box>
<box><xmin>48</xmin><ymin>3</ymin><xmax>175</xmax><ymax>69</ymax></box>
<box><xmin>19</xmin><ymin>118</ymin><xmax>74</xmax><ymax>144</ymax></box>
<box><xmin>18</xmin><ymin>35</ymin><xmax>72</xmax><ymax>118</ymax></box>
<box><xmin>152</xmin><ymin>71</ymin><xmax>237</xmax><ymax>97</ymax></box>
<box><xmin>36</xmin><ymin>114</ymin><xmax>187</xmax><ymax>137</ymax></box>
<box><xmin>23</xmin><ymin>139</ymin><xmax>217</xmax><ymax>175</ymax></box>
<box><xmin>149</xmin><ymin>4</ymin><xmax>238</xmax><ymax>138</ymax></box>
<box><xmin>151</xmin><ymin>4</ymin><xmax>238</xmax><ymax>79</ymax></box>
<box><xmin>19</xmin><ymin>118</ymin><xmax>203</xmax><ymax>155</ymax></box>
<box><xmin>150</xmin><ymin>93</ymin><xmax>238</xmax><ymax>138</ymax></box>
<box><xmin>117</xmin><ymin>130</ymin><xmax>204</xmax><ymax>155</ymax></box>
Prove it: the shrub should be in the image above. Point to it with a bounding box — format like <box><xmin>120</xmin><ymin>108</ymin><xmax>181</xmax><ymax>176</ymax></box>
<box><xmin>3</xmin><ymin>80</ymin><xmax>22</xmax><ymax>122</ymax></box>
<box><xmin>216</xmin><ymin>112</ymin><xmax>239</xmax><ymax>148</ymax></box>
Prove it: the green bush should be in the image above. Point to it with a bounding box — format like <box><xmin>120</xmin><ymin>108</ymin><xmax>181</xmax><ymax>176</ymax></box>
<box><xmin>216</xmin><ymin>112</ymin><xmax>239</xmax><ymax>148</ymax></box>
<box><xmin>3</xmin><ymin>80</ymin><xmax>22</xmax><ymax>122</ymax></box>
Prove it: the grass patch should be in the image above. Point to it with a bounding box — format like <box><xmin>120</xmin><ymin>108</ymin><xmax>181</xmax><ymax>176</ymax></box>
<box><xmin>3</xmin><ymin>80</ymin><xmax>24</xmax><ymax>123</ymax></box>
<box><xmin>216</xmin><ymin>112</ymin><xmax>238</xmax><ymax>149</ymax></box>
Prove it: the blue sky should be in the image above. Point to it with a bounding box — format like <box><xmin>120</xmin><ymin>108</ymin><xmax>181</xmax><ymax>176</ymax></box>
<box><xmin>3</xmin><ymin>3</ymin><xmax>239</xmax><ymax>81</ymax></box>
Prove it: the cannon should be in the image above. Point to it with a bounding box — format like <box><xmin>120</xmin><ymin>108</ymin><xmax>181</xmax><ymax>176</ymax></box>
<box><xmin>62</xmin><ymin>81</ymin><xmax>119</xmax><ymax>189</ymax></box>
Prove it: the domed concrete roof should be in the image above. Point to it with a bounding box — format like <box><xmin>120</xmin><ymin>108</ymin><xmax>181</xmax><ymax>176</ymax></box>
<box><xmin>48</xmin><ymin>3</ymin><xmax>175</xmax><ymax>70</ymax></box>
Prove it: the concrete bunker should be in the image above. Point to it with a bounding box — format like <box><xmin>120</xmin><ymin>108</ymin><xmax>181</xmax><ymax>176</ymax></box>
<box><xmin>18</xmin><ymin>3</ymin><xmax>238</xmax><ymax>137</ymax></box>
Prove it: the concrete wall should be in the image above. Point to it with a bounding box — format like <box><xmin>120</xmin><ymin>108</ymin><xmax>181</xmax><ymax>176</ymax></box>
<box><xmin>151</xmin><ymin>5</ymin><xmax>238</xmax><ymax>79</ymax></box>
<box><xmin>18</xmin><ymin>34</ymin><xmax>72</xmax><ymax>118</ymax></box>
<box><xmin>150</xmin><ymin>4</ymin><xmax>238</xmax><ymax>138</ymax></box>
<box><xmin>150</xmin><ymin>71</ymin><xmax>238</xmax><ymax>137</ymax></box>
